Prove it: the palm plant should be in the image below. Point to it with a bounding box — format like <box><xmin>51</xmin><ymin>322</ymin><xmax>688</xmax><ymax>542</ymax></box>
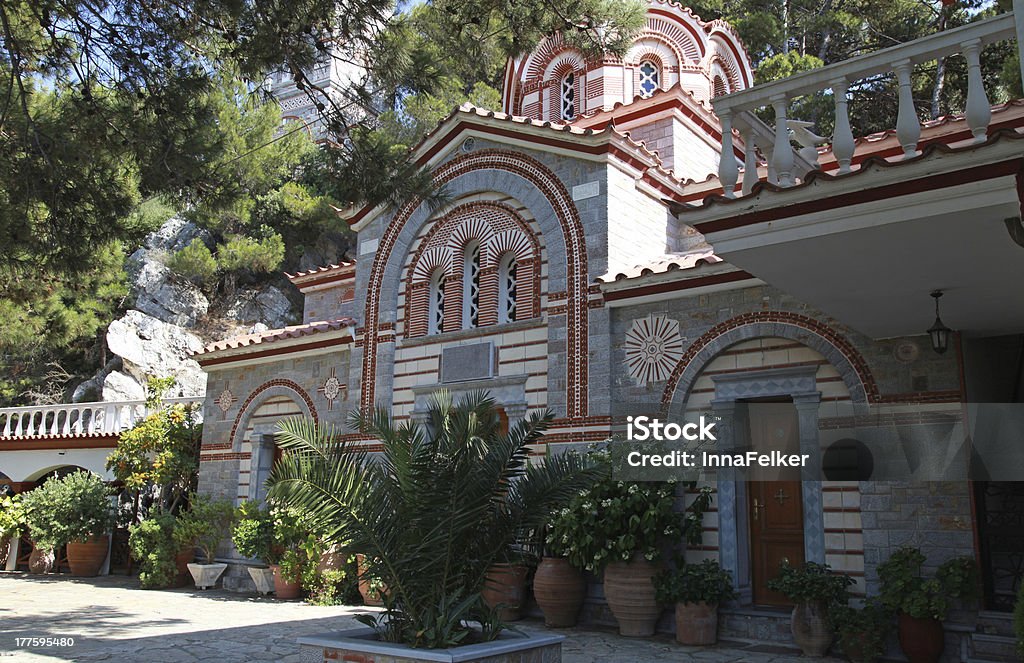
<box><xmin>267</xmin><ymin>390</ymin><xmax>598</xmax><ymax>649</ymax></box>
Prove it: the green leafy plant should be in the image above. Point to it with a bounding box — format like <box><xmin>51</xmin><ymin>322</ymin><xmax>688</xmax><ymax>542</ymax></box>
<box><xmin>21</xmin><ymin>471</ymin><xmax>114</xmax><ymax>552</ymax></box>
<box><xmin>128</xmin><ymin>512</ymin><xmax>179</xmax><ymax>589</ymax></box>
<box><xmin>267</xmin><ymin>390</ymin><xmax>598</xmax><ymax>648</ymax></box>
<box><xmin>767</xmin><ymin>561</ymin><xmax>854</xmax><ymax>609</ymax></box>
<box><xmin>231</xmin><ymin>501</ymin><xmax>274</xmax><ymax>563</ymax></box>
<box><xmin>0</xmin><ymin>493</ymin><xmax>26</xmax><ymax>541</ymax></box>
<box><xmin>655</xmin><ymin>559</ymin><xmax>738</xmax><ymax>606</ymax></box>
<box><xmin>167</xmin><ymin>239</ymin><xmax>218</xmax><ymax>287</ymax></box>
<box><xmin>545</xmin><ymin>456</ymin><xmax>712</xmax><ymax>572</ymax></box>
<box><xmin>305</xmin><ymin>559</ymin><xmax>361</xmax><ymax>606</ymax></box>
<box><xmin>831</xmin><ymin>599</ymin><xmax>894</xmax><ymax>663</ymax></box>
<box><xmin>174</xmin><ymin>496</ymin><xmax>235</xmax><ymax>564</ymax></box>
<box><xmin>107</xmin><ymin>377</ymin><xmax>202</xmax><ymax>519</ymax></box>
<box><xmin>877</xmin><ymin>547</ymin><xmax>977</xmax><ymax>620</ymax></box>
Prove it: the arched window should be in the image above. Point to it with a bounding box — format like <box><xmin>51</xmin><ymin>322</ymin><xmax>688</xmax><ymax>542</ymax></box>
<box><xmin>638</xmin><ymin>61</ymin><xmax>660</xmax><ymax>98</ymax></box>
<box><xmin>713</xmin><ymin>75</ymin><xmax>729</xmax><ymax>98</ymax></box>
<box><xmin>428</xmin><ymin>269</ymin><xmax>446</xmax><ymax>335</ymax></box>
<box><xmin>560</xmin><ymin>72</ymin><xmax>576</xmax><ymax>121</ymax></box>
<box><xmin>498</xmin><ymin>254</ymin><xmax>518</xmax><ymax>324</ymax></box>
<box><xmin>462</xmin><ymin>242</ymin><xmax>480</xmax><ymax>328</ymax></box>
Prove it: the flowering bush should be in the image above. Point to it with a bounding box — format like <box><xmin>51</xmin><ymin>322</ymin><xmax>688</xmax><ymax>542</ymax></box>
<box><xmin>546</xmin><ymin>470</ymin><xmax>712</xmax><ymax>572</ymax></box>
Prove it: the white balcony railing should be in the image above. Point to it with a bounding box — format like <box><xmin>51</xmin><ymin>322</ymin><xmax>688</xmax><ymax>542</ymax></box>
<box><xmin>0</xmin><ymin>397</ymin><xmax>203</xmax><ymax>440</ymax></box>
<box><xmin>714</xmin><ymin>6</ymin><xmax>1023</xmax><ymax>198</ymax></box>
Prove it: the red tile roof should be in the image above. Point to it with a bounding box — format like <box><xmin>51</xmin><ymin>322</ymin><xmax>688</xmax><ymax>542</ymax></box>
<box><xmin>194</xmin><ymin>318</ymin><xmax>357</xmax><ymax>356</ymax></box>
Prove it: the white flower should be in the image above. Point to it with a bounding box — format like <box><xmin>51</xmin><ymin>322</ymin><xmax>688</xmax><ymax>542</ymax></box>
<box><xmin>562</xmin><ymin>535</ymin><xmax>569</xmax><ymax>544</ymax></box>
<box><xmin>601</xmin><ymin>499</ymin><xmax>612</xmax><ymax>507</ymax></box>
<box><xmin>645</xmin><ymin>551</ymin><xmax>656</xmax><ymax>561</ymax></box>
<box><xmin>628</xmin><ymin>485</ymin><xmax>638</xmax><ymax>494</ymax></box>
<box><xmin>663</xmin><ymin>527</ymin><xmax>673</xmax><ymax>535</ymax></box>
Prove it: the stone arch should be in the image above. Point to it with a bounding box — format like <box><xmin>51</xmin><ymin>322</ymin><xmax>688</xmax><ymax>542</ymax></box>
<box><xmin>661</xmin><ymin>312</ymin><xmax>878</xmax><ymax>409</ymax></box>
<box><xmin>361</xmin><ymin>148</ymin><xmax>589</xmax><ymax>417</ymax></box>
<box><xmin>230</xmin><ymin>379</ymin><xmax>318</xmax><ymax>451</ymax></box>
<box><xmin>23</xmin><ymin>464</ymin><xmax>94</xmax><ymax>485</ymax></box>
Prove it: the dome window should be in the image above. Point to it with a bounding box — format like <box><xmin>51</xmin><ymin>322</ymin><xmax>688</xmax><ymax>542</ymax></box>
<box><xmin>639</xmin><ymin>61</ymin><xmax>660</xmax><ymax>98</ymax></box>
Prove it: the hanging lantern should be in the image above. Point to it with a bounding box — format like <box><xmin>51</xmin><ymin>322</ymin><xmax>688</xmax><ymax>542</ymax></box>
<box><xmin>927</xmin><ymin>290</ymin><xmax>952</xmax><ymax>355</ymax></box>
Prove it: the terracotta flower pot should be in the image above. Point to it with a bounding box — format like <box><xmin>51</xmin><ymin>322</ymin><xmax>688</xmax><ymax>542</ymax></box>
<box><xmin>791</xmin><ymin>600</ymin><xmax>833</xmax><ymax>657</ymax></box>
<box><xmin>482</xmin><ymin>563</ymin><xmax>530</xmax><ymax>621</ymax></box>
<box><xmin>533</xmin><ymin>557</ymin><xmax>586</xmax><ymax>627</ymax></box>
<box><xmin>675</xmin><ymin>601</ymin><xmax>718</xmax><ymax>645</ymax></box>
<box><xmin>355</xmin><ymin>554</ymin><xmax>386</xmax><ymax>606</ymax></box>
<box><xmin>603</xmin><ymin>553</ymin><xmax>662</xmax><ymax>637</ymax></box>
<box><xmin>271</xmin><ymin>564</ymin><xmax>302</xmax><ymax>600</ymax></box>
<box><xmin>66</xmin><ymin>534</ymin><xmax>109</xmax><ymax>577</ymax></box>
<box><xmin>174</xmin><ymin>547</ymin><xmax>194</xmax><ymax>587</ymax></box>
<box><xmin>897</xmin><ymin>613</ymin><xmax>944</xmax><ymax>663</ymax></box>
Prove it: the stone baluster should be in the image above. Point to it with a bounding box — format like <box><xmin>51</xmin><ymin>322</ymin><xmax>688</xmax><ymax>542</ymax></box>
<box><xmin>718</xmin><ymin>110</ymin><xmax>739</xmax><ymax>198</ymax></box>
<box><xmin>49</xmin><ymin>410</ymin><xmax>60</xmax><ymax>436</ymax></box>
<box><xmin>771</xmin><ymin>95</ymin><xmax>794</xmax><ymax>186</ymax></box>
<box><xmin>1</xmin><ymin>412</ymin><xmax>10</xmax><ymax>437</ymax></box>
<box><xmin>893</xmin><ymin>60</ymin><xmax>921</xmax><ymax>158</ymax></box>
<box><xmin>962</xmin><ymin>39</ymin><xmax>991</xmax><ymax>143</ymax></box>
<box><xmin>831</xmin><ymin>78</ymin><xmax>855</xmax><ymax>174</ymax></box>
<box><xmin>740</xmin><ymin>124</ymin><xmax>759</xmax><ymax>195</ymax></box>
<box><xmin>13</xmin><ymin>412</ymin><xmax>24</xmax><ymax>437</ymax></box>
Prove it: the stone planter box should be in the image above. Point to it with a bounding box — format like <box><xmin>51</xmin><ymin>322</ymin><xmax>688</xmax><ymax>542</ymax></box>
<box><xmin>298</xmin><ymin>627</ymin><xmax>563</xmax><ymax>663</ymax></box>
<box><xmin>247</xmin><ymin>566</ymin><xmax>275</xmax><ymax>595</ymax></box>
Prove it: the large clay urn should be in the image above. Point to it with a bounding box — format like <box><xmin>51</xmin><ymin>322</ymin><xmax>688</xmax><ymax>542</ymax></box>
<box><xmin>270</xmin><ymin>564</ymin><xmax>302</xmax><ymax>599</ymax></box>
<box><xmin>66</xmin><ymin>534</ymin><xmax>109</xmax><ymax>577</ymax></box>
<box><xmin>355</xmin><ymin>553</ymin><xmax>386</xmax><ymax>607</ymax></box>
<box><xmin>675</xmin><ymin>601</ymin><xmax>718</xmax><ymax>645</ymax></box>
<box><xmin>603</xmin><ymin>552</ymin><xmax>662</xmax><ymax>637</ymax></box>
<box><xmin>174</xmin><ymin>547</ymin><xmax>194</xmax><ymax>587</ymax></box>
<box><xmin>533</xmin><ymin>557</ymin><xmax>586</xmax><ymax>627</ymax></box>
<box><xmin>481</xmin><ymin>563</ymin><xmax>530</xmax><ymax>621</ymax></box>
<box><xmin>792</xmin><ymin>600</ymin><xmax>833</xmax><ymax>657</ymax></box>
<box><xmin>897</xmin><ymin>613</ymin><xmax>944</xmax><ymax>663</ymax></box>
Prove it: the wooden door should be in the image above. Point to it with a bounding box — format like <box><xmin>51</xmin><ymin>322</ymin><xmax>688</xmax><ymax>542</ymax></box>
<box><xmin>747</xmin><ymin>403</ymin><xmax>804</xmax><ymax>606</ymax></box>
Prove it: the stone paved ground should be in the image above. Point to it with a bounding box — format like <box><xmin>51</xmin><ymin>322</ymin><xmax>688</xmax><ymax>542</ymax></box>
<box><xmin>0</xmin><ymin>573</ymin><xmax>840</xmax><ymax>662</ymax></box>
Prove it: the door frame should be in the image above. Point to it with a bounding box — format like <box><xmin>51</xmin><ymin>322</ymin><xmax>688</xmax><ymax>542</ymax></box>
<box><xmin>709</xmin><ymin>365</ymin><xmax>825</xmax><ymax>606</ymax></box>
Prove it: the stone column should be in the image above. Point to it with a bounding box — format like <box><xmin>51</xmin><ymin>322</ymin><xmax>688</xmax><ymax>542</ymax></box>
<box><xmin>794</xmin><ymin>392</ymin><xmax>825</xmax><ymax>564</ymax></box>
<box><xmin>712</xmin><ymin>399</ymin><xmax>751</xmax><ymax>602</ymax></box>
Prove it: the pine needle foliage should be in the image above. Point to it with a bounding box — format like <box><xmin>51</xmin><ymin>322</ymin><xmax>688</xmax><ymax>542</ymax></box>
<box><xmin>267</xmin><ymin>390</ymin><xmax>599</xmax><ymax>649</ymax></box>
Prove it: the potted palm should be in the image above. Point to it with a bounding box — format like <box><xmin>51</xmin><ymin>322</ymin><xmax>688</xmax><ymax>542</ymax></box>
<box><xmin>231</xmin><ymin>501</ymin><xmax>275</xmax><ymax>594</ymax></box>
<box><xmin>22</xmin><ymin>471</ymin><xmax>114</xmax><ymax>576</ymax></box>
<box><xmin>545</xmin><ymin>459</ymin><xmax>713</xmax><ymax>637</ymax></box>
<box><xmin>767</xmin><ymin>561</ymin><xmax>853</xmax><ymax>657</ymax></box>
<box><xmin>177</xmin><ymin>496</ymin><xmax>235</xmax><ymax>589</ymax></box>
<box><xmin>655</xmin><ymin>559</ymin><xmax>736</xmax><ymax>645</ymax></box>
<box><xmin>269</xmin><ymin>390</ymin><xmax>597</xmax><ymax>658</ymax></box>
<box><xmin>877</xmin><ymin>547</ymin><xmax>976</xmax><ymax>663</ymax></box>
<box><xmin>831</xmin><ymin>599</ymin><xmax>893</xmax><ymax>663</ymax></box>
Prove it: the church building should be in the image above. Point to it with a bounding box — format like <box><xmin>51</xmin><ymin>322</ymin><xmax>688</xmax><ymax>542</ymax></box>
<box><xmin>194</xmin><ymin>1</ymin><xmax>1024</xmax><ymax>655</ymax></box>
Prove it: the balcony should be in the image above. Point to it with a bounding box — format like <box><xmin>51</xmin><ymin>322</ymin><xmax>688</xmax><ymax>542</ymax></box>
<box><xmin>676</xmin><ymin>5</ymin><xmax>1024</xmax><ymax>340</ymax></box>
<box><xmin>0</xmin><ymin>397</ymin><xmax>203</xmax><ymax>441</ymax></box>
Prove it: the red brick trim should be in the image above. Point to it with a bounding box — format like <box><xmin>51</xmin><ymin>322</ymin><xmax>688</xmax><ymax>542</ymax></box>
<box><xmin>660</xmin><ymin>311</ymin><xmax>881</xmax><ymax>408</ymax></box>
<box><xmin>228</xmin><ymin>379</ymin><xmax>319</xmax><ymax>450</ymax></box>
<box><xmin>361</xmin><ymin>149</ymin><xmax>589</xmax><ymax>418</ymax></box>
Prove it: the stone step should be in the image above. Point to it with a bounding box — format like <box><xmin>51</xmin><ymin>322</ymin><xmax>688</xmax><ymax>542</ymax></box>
<box><xmin>968</xmin><ymin>632</ymin><xmax>1019</xmax><ymax>662</ymax></box>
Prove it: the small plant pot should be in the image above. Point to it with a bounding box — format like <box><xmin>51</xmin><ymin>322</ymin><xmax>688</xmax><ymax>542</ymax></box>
<box><xmin>792</xmin><ymin>600</ymin><xmax>833</xmax><ymax>657</ymax></box>
<box><xmin>897</xmin><ymin>613</ymin><xmax>944</xmax><ymax>663</ymax></box>
<box><xmin>603</xmin><ymin>553</ymin><xmax>662</xmax><ymax>637</ymax></box>
<box><xmin>271</xmin><ymin>564</ymin><xmax>302</xmax><ymax>600</ymax></box>
<box><xmin>675</xmin><ymin>601</ymin><xmax>718</xmax><ymax>645</ymax></box>
<box><xmin>187</xmin><ymin>562</ymin><xmax>227</xmax><ymax>589</ymax></box>
<box><xmin>481</xmin><ymin>563</ymin><xmax>529</xmax><ymax>621</ymax></box>
<box><xmin>248</xmin><ymin>566</ymin><xmax>276</xmax><ymax>595</ymax></box>
<box><xmin>533</xmin><ymin>557</ymin><xmax>586</xmax><ymax>627</ymax></box>
<box><xmin>66</xmin><ymin>534</ymin><xmax>109</xmax><ymax>577</ymax></box>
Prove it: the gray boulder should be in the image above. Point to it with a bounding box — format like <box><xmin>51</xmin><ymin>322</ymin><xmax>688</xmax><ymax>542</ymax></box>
<box><xmin>101</xmin><ymin>370</ymin><xmax>147</xmax><ymax>402</ymax></box>
<box><xmin>226</xmin><ymin>286</ymin><xmax>295</xmax><ymax>329</ymax></box>
<box><xmin>127</xmin><ymin>256</ymin><xmax>209</xmax><ymax>327</ymax></box>
<box><xmin>105</xmin><ymin>310</ymin><xmax>207</xmax><ymax>398</ymax></box>
<box><xmin>143</xmin><ymin>216</ymin><xmax>213</xmax><ymax>253</ymax></box>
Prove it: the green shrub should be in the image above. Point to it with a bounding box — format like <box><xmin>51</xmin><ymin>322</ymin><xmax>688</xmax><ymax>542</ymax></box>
<box><xmin>216</xmin><ymin>231</ymin><xmax>285</xmax><ymax>274</ymax></box>
<box><xmin>231</xmin><ymin>501</ymin><xmax>273</xmax><ymax>563</ymax></box>
<box><xmin>877</xmin><ymin>547</ymin><xmax>977</xmax><ymax>620</ymax></box>
<box><xmin>175</xmin><ymin>496</ymin><xmax>234</xmax><ymax>564</ymax></box>
<box><xmin>831</xmin><ymin>599</ymin><xmax>893</xmax><ymax>663</ymax></box>
<box><xmin>306</xmin><ymin>565</ymin><xmax>361</xmax><ymax>606</ymax></box>
<box><xmin>167</xmin><ymin>239</ymin><xmax>217</xmax><ymax>286</ymax></box>
<box><xmin>655</xmin><ymin>559</ymin><xmax>737</xmax><ymax>605</ymax></box>
<box><xmin>0</xmin><ymin>493</ymin><xmax>26</xmax><ymax>541</ymax></box>
<box><xmin>767</xmin><ymin>561</ymin><xmax>853</xmax><ymax>608</ymax></box>
<box><xmin>22</xmin><ymin>471</ymin><xmax>113</xmax><ymax>551</ymax></box>
<box><xmin>128</xmin><ymin>513</ymin><xmax>179</xmax><ymax>589</ymax></box>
